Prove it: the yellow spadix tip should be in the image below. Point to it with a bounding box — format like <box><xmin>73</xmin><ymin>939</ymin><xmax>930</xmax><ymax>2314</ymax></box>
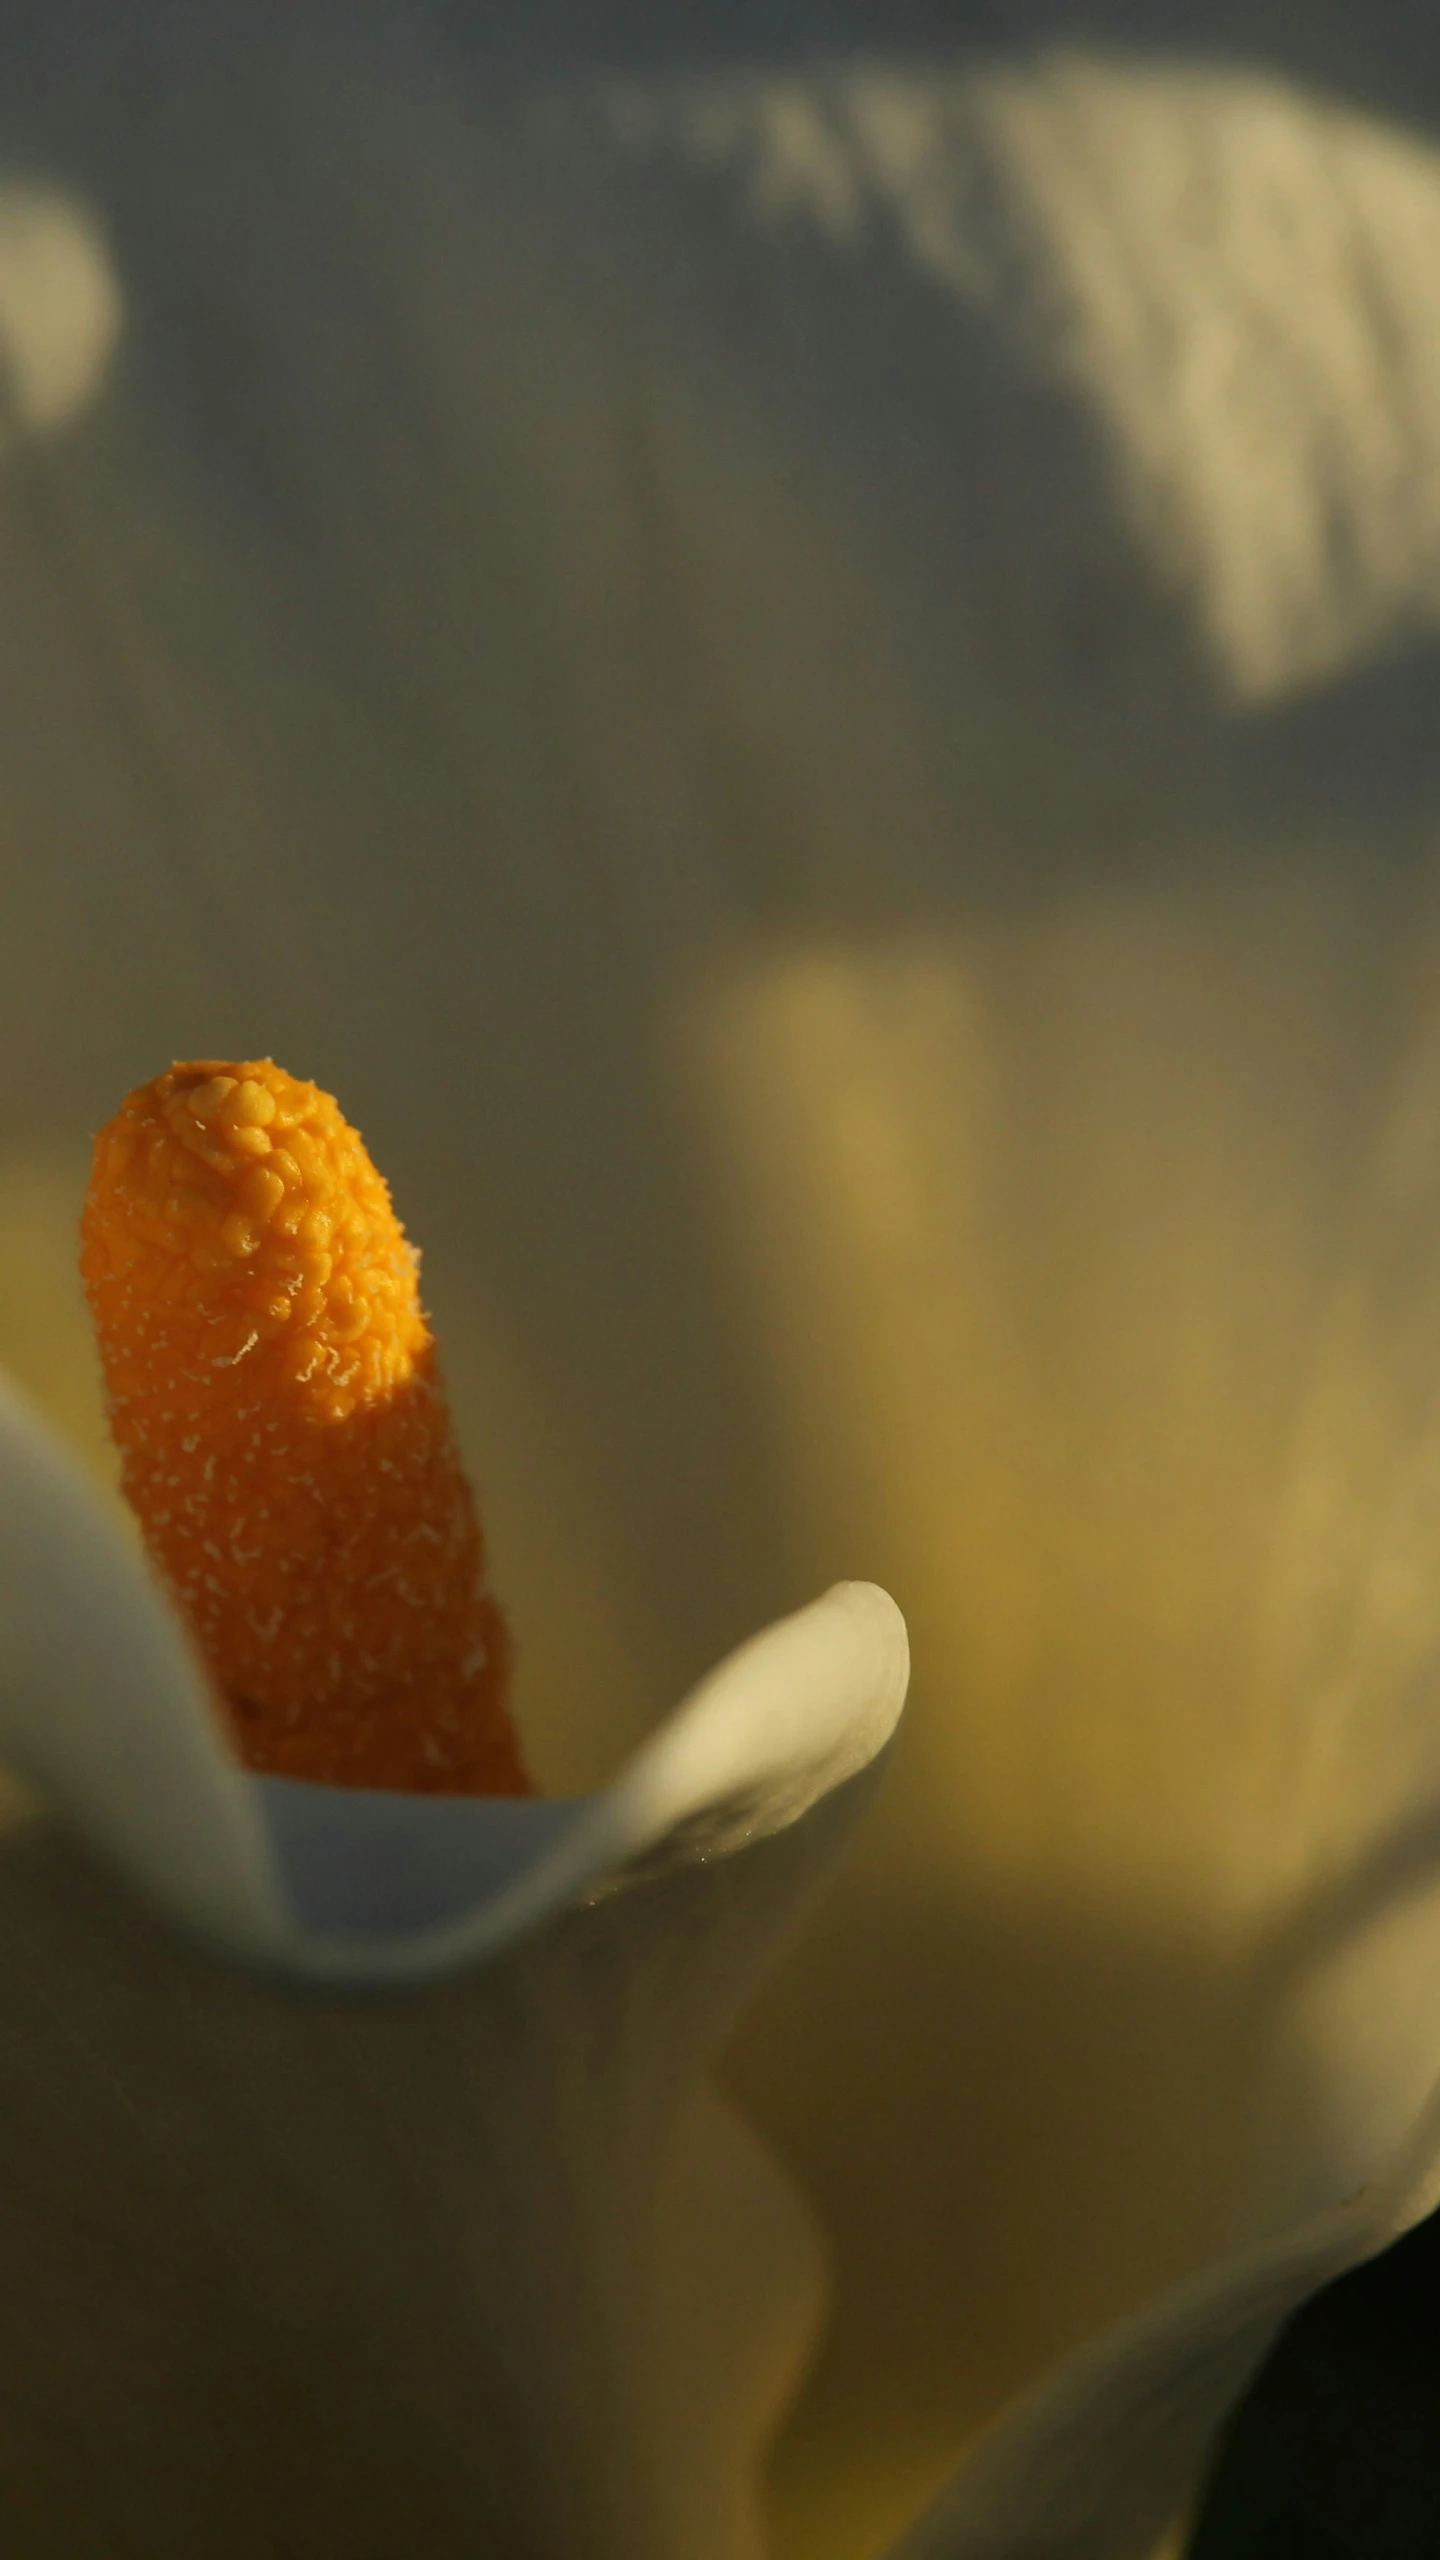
<box><xmin>80</xmin><ymin>1058</ymin><xmax>530</xmax><ymax>1797</ymax></box>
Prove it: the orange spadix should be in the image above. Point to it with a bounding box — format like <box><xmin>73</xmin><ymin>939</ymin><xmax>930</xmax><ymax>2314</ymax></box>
<box><xmin>81</xmin><ymin>1059</ymin><xmax>529</xmax><ymax>1796</ymax></box>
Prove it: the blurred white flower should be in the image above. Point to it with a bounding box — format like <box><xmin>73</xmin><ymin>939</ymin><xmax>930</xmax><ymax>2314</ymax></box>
<box><xmin>0</xmin><ymin>182</ymin><xmax>119</xmax><ymax>438</ymax></box>
<box><xmin>608</xmin><ymin>47</ymin><xmax>1440</xmax><ymax>704</ymax></box>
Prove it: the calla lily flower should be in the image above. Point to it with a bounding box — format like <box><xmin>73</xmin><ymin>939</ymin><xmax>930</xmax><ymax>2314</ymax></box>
<box><xmin>5</xmin><ymin>6</ymin><xmax>1440</xmax><ymax>2557</ymax></box>
<box><xmin>0</xmin><ymin>1366</ymin><xmax>907</xmax><ymax>2555</ymax></box>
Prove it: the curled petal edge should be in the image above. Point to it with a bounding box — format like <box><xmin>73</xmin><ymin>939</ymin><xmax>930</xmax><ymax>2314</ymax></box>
<box><xmin>0</xmin><ymin>1374</ymin><xmax>909</xmax><ymax>1985</ymax></box>
<box><xmin>886</xmin><ymin>2065</ymin><xmax>1440</xmax><ymax>2560</ymax></box>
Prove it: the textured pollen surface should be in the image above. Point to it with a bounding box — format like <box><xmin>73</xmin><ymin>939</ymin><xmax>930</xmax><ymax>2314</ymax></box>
<box><xmin>81</xmin><ymin>1060</ymin><xmax>530</xmax><ymax>1795</ymax></box>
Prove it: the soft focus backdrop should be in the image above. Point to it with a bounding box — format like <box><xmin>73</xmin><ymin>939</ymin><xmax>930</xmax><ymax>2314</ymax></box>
<box><xmin>5</xmin><ymin>3</ymin><xmax>1440</xmax><ymax>2552</ymax></box>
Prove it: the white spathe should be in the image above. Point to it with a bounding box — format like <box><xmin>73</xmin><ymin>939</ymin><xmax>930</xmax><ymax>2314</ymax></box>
<box><xmin>6</xmin><ymin>11</ymin><xmax>1440</xmax><ymax>2555</ymax></box>
<box><xmin>609</xmin><ymin>48</ymin><xmax>1440</xmax><ymax>706</ymax></box>
<box><xmin>889</xmin><ymin>2079</ymin><xmax>1440</xmax><ymax>2560</ymax></box>
<box><xmin>0</xmin><ymin>1370</ymin><xmax>907</xmax><ymax>2558</ymax></box>
<box><xmin>11</xmin><ymin>1338</ymin><xmax>1440</xmax><ymax>2560</ymax></box>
